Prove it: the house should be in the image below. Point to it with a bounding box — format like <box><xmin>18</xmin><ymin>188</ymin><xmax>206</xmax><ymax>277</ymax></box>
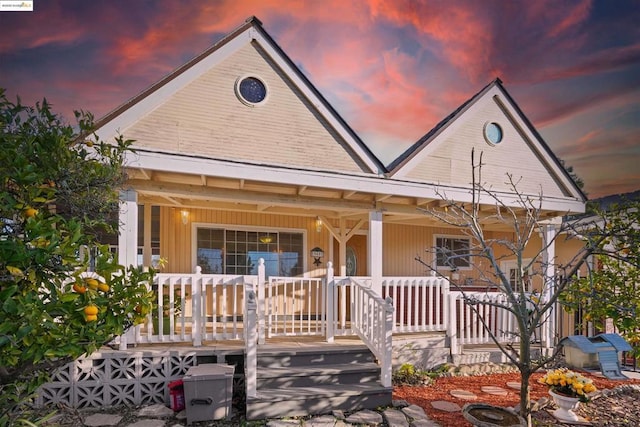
<box><xmin>39</xmin><ymin>16</ymin><xmax>588</xmax><ymax>417</ymax></box>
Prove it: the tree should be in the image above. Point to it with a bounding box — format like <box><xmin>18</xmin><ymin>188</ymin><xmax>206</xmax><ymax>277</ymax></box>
<box><xmin>562</xmin><ymin>197</ymin><xmax>640</xmax><ymax>355</ymax></box>
<box><xmin>415</xmin><ymin>149</ymin><xmax>603</xmax><ymax>425</ymax></box>
<box><xmin>0</xmin><ymin>90</ymin><xmax>154</xmax><ymax>424</ymax></box>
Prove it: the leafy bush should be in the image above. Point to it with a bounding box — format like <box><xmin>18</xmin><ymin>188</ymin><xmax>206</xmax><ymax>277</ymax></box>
<box><xmin>0</xmin><ymin>90</ymin><xmax>154</xmax><ymax>424</ymax></box>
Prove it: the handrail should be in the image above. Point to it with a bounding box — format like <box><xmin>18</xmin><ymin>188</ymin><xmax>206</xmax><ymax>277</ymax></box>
<box><xmin>327</xmin><ymin>263</ymin><xmax>394</xmax><ymax>388</ymax></box>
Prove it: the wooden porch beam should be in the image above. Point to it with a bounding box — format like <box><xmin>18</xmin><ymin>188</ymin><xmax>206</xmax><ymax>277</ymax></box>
<box><xmin>343</xmin><ymin>190</ymin><xmax>357</xmax><ymax>199</ymax></box>
<box><xmin>298</xmin><ymin>185</ymin><xmax>308</xmax><ymax>195</ymax></box>
<box><xmin>375</xmin><ymin>194</ymin><xmax>392</xmax><ymax>202</ymax></box>
<box><xmin>138</xmin><ymin>168</ymin><xmax>152</xmax><ymax>180</ymax></box>
<box><xmin>161</xmin><ymin>195</ymin><xmax>181</xmax><ymax>205</ymax></box>
<box><xmin>129</xmin><ymin>179</ymin><xmax>374</xmax><ymax>212</ymax></box>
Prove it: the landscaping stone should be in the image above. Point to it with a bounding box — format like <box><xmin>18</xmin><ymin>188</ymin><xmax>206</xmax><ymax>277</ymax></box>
<box><xmin>345</xmin><ymin>409</ymin><xmax>383</xmax><ymax>425</ymax></box>
<box><xmin>136</xmin><ymin>404</ymin><xmax>175</xmax><ymax>418</ymax></box>
<box><xmin>393</xmin><ymin>399</ymin><xmax>410</xmax><ymax>408</ymax></box>
<box><xmin>401</xmin><ymin>404</ymin><xmax>429</xmax><ymax>420</ymax></box>
<box><xmin>383</xmin><ymin>408</ymin><xmax>409</xmax><ymax>427</ymax></box>
<box><xmin>84</xmin><ymin>413</ymin><xmax>123</xmax><ymax>426</ymax></box>
<box><xmin>126</xmin><ymin>420</ymin><xmax>166</xmax><ymax>427</ymax></box>
<box><xmin>304</xmin><ymin>415</ymin><xmax>338</xmax><ymax>426</ymax></box>
<box><xmin>332</xmin><ymin>409</ymin><xmax>345</xmax><ymax>420</ymax></box>
<box><xmin>431</xmin><ymin>400</ymin><xmax>462</xmax><ymax>412</ymax></box>
<box><xmin>267</xmin><ymin>420</ymin><xmax>302</xmax><ymax>427</ymax></box>
<box><xmin>481</xmin><ymin>385</ymin><xmax>509</xmax><ymax>396</ymax></box>
<box><xmin>449</xmin><ymin>389</ymin><xmax>478</xmax><ymax>400</ymax></box>
<box><xmin>410</xmin><ymin>420</ymin><xmax>441</xmax><ymax>427</ymax></box>
<box><xmin>506</xmin><ymin>381</ymin><xmax>521</xmax><ymax>390</ymax></box>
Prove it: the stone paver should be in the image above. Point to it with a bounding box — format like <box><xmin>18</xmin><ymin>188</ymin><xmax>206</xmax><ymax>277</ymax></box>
<box><xmin>449</xmin><ymin>389</ymin><xmax>477</xmax><ymax>400</ymax></box>
<box><xmin>126</xmin><ymin>420</ymin><xmax>166</xmax><ymax>427</ymax></box>
<box><xmin>383</xmin><ymin>408</ymin><xmax>409</xmax><ymax>427</ymax></box>
<box><xmin>506</xmin><ymin>381</ymin><xmax>521</xmax><ymax>390</ymax></box>
<box><xmin>410</xmin><ymin>420</ymin><xmax>441</xmax><ymax>427</ymax></box>
<box><xmin>267</xmin><ymin>420</ymin><xmax>302</xmax><ymax>427</ymax></box>
<box><xmin>345</xmin><ymin>409</ymin><xmax>383</xmax><ymax>425</ymax></box>
<box><xmin>136</xmin><ymin>404</ymin><xmax>175</xmax><ymax>418</ymax></box>
<box><xmin>401</xmin><ymin>404</ymin><xmax>429</xmax><ymax>420</ymax></box>
<box><xmin>481</xmin><ymin>385</ymin><xmax>509</xmax><ymax>396</ymax></box>
<box><xmin>84</xmin><ymin>413</ymin><xmax>123</xmax><ymax>426</ymax></box>
<box><xmin>304</xmin><ymin>415</ymin><xmax>338</xmax><ymax>426</ymax></box>
<box><xmin>431</xmin><ymin>400</ymin><xmax>462</xmax><ymax>413</ymax></box>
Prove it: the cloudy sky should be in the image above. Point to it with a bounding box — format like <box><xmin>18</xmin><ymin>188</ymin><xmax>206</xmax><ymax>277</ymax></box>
<box><xmin>1</xmin><ymin>0</ymin><xmax>639</xmax><ymax>199</ymax></box>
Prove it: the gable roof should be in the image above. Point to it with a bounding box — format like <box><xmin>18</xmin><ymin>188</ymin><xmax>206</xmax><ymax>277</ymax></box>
<box><xmin>386</xmin><ymin>79</ymin><xmax>587</xmax><ymax>202</ymax></box>
<box><xmin>94</xmin><ymin>16</ymin><xmax>385</xmax><ymax>175</ymax></box>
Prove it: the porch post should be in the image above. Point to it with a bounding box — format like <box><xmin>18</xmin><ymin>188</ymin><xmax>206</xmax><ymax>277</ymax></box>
<box><xmin>192</xmin><ymin>266</ymin><xmax>202</xmax><ymax>347</ymax></box>
<box><xmin>118</xmin><ymin>189</ymin><xmax>138</xmax><ymax>350</ymax></box>
<box><xmin>326</xmin><ymin>262</ymin><xmax>335</xmax><ymax>343</ymax></box>
<box><xmin>246</xmin><ymin>289</ymin><xmax>257</xmax><ymax>398</ymax></box>
<box><xmin>368</xmin><ymin>210</ymin><xmax>383</xmax><ymax>295</ymax></box>
<box><xmin>118</xmin><ymin>189</ymin><xmax>138</xmax><ymax>268</ymax></box>
<box><xmin>257</xmin><ymin>259</ymin><xmax>266</xmax><ymax>345</ymax></box>
<box><xmin>541</xmin><ymin>223</ymin><xmax>558</xmax><ymax>351</ymax></box>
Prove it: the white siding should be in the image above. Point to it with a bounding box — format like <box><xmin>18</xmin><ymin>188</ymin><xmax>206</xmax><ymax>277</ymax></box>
<box><xmin>122</xmin><ymin>43</ymin><xmax>369</xmax><ymax>174</ymax></box>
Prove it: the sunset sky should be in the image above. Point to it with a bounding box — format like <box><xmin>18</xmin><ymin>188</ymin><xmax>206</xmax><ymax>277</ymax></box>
<box><xmin>1</xmin><ymin>0</ymin><xmax>639</xmax><ymax>199</ymax></box>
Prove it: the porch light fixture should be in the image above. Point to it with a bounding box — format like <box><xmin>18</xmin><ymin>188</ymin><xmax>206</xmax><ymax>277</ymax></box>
<box><xmin>315</xmin><ymin>216</ymin><xmax>323</xmax><ymax>233</ymax></box>
<box><xmin>180</xmin><ymin>210</ymin><xmax>189</xmax><ymax>225</ymax></box>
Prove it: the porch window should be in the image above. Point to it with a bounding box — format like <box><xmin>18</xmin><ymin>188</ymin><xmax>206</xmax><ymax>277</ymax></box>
<box><xmin>435</xmin><ymin>236</ymin><xmax>470</xmax><ymax>270</ymax></box>
<box><xmin>196</xmin><ymin>228</ymin><xmax>303</xmax><ymax>277</ymax></box>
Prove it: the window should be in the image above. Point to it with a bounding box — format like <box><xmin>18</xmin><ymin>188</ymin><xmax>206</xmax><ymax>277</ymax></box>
<box><xmin>435</xmin><ymin>236</ymin><xmax>470</xmax><ymax>270</ymax></box>
<box><xmin>196</xmin><ymin>227</ymin><xmax>303</xmax><ymax>277</ymax></box>
<box><xmin>235</xmin><ymin>76</ymin><xmax>267</xmax><ymax>105</ymax></box>
<box><xmin>502</xmin><ymin>259</ymin><xmax>533</xmax><ymax>292</ymax></box>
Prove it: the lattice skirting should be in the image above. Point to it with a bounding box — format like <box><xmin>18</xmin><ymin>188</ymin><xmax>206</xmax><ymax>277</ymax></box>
<box><xmin>35</xmin><ymin>349</ymin><xmax>199</xmax><ymax>409</ymax></box>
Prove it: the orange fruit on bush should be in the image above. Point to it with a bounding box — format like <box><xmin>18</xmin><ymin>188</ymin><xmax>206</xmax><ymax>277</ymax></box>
<box><xmin>85</xmin><ymin>278</ymin><xmax>99</xmax><ymax>289</ymax></box>
<box><xmin>85</xmin><ymin>314</ymin><xmax>98</xmax><ymax>322</ymax></box>
<box><xmin>73</xmin><ymin>283</ymin><xmax>87</xmax><ymax>294</ymax></box>
<box><xmin>22</xmin><ymin>207</ymin><xmax>38</xmax><ymax>218</ymax></box>
<box><xmin>84</xmin><ymin>305</ymin><xmax>98</xmax><ymax>316</ymax></box>
<box><xmin>97</xmin><ymin>283</ymin><xmax>110</xmax><ymax>292</ymax></box>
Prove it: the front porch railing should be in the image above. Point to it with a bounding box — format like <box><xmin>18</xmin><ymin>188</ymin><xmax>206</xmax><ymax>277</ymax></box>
<box><xmin>117</xmin><ymin>261</ymin><xmax>546</xmax><ymax>364</ymax></box>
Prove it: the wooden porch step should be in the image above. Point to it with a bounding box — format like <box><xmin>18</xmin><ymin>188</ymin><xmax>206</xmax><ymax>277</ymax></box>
<box><xmin>246</xmin><ymin>344</ymin><xmax>391</xmax><ymax>420</ymax></box>
<box><xmin>257</xmin><ymin>362</ymin><xmax>380</xmax><ymax>388</ymax></box>
<box><xmin>246</xmin><ymin>383</ymin><xmax>392</xmax><ymax>420</ymax></box>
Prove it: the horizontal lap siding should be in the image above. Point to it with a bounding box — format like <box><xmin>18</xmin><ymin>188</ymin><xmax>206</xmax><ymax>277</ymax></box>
<box><xmin>123</xmin><ymin>44</ymin><xmax>369</xmax><ymax>174</ymax></box>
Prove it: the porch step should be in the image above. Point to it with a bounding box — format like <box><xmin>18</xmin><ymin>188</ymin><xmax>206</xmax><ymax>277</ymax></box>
<box><xmin>247</xmin><ymin>345</ymin><xmax>391</xmax><ymax>420</ymax></box>
<box><xmin>246</xmin><ymin>383</ymin><xmax>392</xmax><ymax>420</ymax></box>
<box><xmin>257</xmin><ymin>362</ymin><xmax>380</xmax><ymax>388</ymax></box>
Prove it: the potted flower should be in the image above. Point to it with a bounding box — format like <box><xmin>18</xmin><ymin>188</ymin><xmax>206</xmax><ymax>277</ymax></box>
<box><xmin>538</xmin><ymin>368</ymin><xmax>597</xmax><ymax>422</ymax></box>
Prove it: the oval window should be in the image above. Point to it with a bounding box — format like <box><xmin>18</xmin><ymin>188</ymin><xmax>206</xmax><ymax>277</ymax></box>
<box><xmin>483</xmin><ymin>122</ymin><xmax>503</xmax><ymax>145</ymax></box>
<box><xmin>236</xmin><ymin>76</ymin><xmax>267</xmax><ymax>105</ymax></box>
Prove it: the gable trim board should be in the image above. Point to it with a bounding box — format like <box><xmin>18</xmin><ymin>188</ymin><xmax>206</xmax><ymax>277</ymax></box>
<box><xmin>387</xmin><ymin>80</ymin><xmax>586</xmax><ymax>203</ymax></box>
<box><xmin>95</xmin><ymin>16</ymin><xmax>384</xmax><ymax>175</ymax></box>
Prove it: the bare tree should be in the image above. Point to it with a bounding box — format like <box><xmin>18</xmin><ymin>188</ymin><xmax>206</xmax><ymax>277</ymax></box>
<box><xmin>416</xmin><ymin>149</ymin><xmax>604</xmax><ymax>424</ymax></box>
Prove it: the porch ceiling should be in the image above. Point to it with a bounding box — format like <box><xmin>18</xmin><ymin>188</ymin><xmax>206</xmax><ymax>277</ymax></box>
<box><xmin>128</xmin><ymin>167</ymin><xmax>564</xmax><ymax>230</ymax></box>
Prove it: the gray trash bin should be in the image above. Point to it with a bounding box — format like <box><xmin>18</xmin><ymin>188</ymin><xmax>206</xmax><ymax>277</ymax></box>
<box><xmin>183</xmin><ymin>364</ymin><xmax>235</xmax><ymax>424</ymax></box>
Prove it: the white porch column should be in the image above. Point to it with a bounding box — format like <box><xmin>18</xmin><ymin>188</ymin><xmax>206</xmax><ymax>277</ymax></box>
<box><xmin>541</xmin><ymin>223</ymin><xmax>558</xmax><ymax>350</ymax></box>
<box><xmin>118</xmin><ymin>189</ymin><xmax>138</xmax><ymax>350</ymax></box>
<box><xmin>118</xmin><ymin>189</ymin><xmax>139</xmax><ymax>268</ymax></box>
<box><xmin>368</xmin><ymin>211</ymin><xmax>383</xmax><ymax>295</ymax></box>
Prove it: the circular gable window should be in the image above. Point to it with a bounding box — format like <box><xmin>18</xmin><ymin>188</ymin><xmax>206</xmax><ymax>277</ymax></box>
<box><xmin>483</xmin><ymin>122</ymin><xmax>503</xmax><ymax>146</ymax></box>
<box><xmin>236</xmin><ymin>76</ymin><xmax>267</xmax><ymax>106</ymax></box>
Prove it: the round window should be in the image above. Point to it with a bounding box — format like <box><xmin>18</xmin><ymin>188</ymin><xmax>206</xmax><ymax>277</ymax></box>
<box><xmin>236</xmin><ymin>76</ymin><xmax>267</xmax><ymax>105</ymax></box>
<box><xmin>483</xmin><ymin>122</ymin><xmax>503</xmax><ymax>145</ymax></box>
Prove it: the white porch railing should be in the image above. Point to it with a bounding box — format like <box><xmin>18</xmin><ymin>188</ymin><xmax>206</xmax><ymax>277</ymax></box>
<box><xmin>262</xmin><ymin>275</ymin><xmax>325</xmax><ymax>338</ymax></box>
<box><xmin>448</xmin><ymin>291</ymin><xmax>519</xmax><ymax>354</ymax></box>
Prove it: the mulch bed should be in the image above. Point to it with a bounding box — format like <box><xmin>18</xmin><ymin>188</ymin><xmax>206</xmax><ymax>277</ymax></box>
<box><xmin>393</xmin><ymin>371</ymin><xmax>640</xmax><ymax>426</ymax></box>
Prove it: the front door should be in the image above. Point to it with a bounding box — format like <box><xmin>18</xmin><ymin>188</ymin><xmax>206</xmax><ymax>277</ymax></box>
<box><xmin>333</xmin><ymin>234</ymin><xmax>367</xmax><ymax>276</ymax></box>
